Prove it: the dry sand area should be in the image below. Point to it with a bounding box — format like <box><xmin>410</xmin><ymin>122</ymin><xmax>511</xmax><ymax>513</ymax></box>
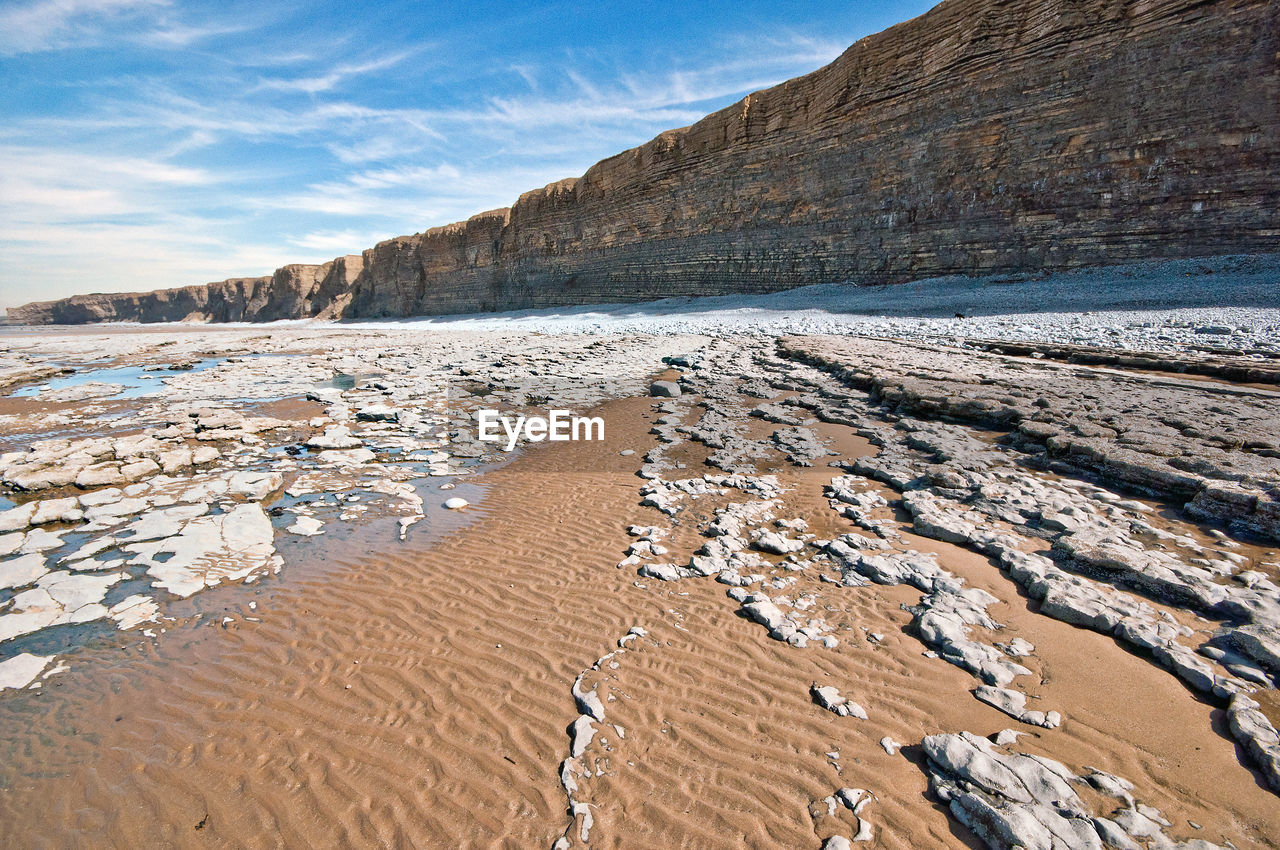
<box><xmin>0</xmin><ymin>321</ymin><xmax>1278</xmax><ymax>849</ymax></box>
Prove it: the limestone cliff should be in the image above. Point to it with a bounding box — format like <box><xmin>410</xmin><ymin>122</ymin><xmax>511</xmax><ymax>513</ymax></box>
<box><xmin>11</xmin><ymin>257</ymin><xmax>363</xmax><ymax>324</ymax></box>
<box><xmin>11</xmin><ymin>0</ymin><xmax>1278</xmax><ymax>324</ymax></box>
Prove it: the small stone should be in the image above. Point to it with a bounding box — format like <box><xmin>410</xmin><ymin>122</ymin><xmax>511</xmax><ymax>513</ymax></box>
<box><xmin>443</xmin><ymin>497</ymin><xmax>469</xmax><ymax>510</ymax></box>
<box><xmin>118</xmin><ymin>458</ymin><xmax>160</xmax><ymax>482</ymax></box>
<box><xmin>811</xmin><ymin>683</ymin><xmax>868</xmax><ymax>719</ymax></box>
<box><xmin>286</xmin><ymin>516</ymin><xmax>325</xmax><ymax>536</ymax></box>
<box><xmin>649</xmin><ymin>380</ymin><xmax>681</xmax><ymax>398</ymax></box>
<box><xmin>192</xmin><ymin>446</ymin><xmax>221</xmax><ymax>465</ymax></box>
<box><xmin>993</xmin><ymin>728</ymin><xmax>1024</xmax><ymax>746</ymax></box>
<box><xmin>356</xmin><ymin>404</ymin><xmax>399</xmax><ymax>422</ymax></box>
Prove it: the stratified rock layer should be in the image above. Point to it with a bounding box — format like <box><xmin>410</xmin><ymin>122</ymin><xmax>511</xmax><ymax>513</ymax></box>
<box><xmin>10</xmin><ymin>0</ymin><xmax>1278</xmax><ymax>325</ymax></box>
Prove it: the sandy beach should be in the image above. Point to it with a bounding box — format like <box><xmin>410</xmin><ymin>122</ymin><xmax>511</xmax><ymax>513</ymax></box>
<box><xmin>2</xmin><ymin>0</ymin><xmax>1278</xmax><ymax>840</ymax></box>
<box><xmin>0</xmin><ymin>271</ymin><xmax>1278</xmax><ymax>848</ymax></box>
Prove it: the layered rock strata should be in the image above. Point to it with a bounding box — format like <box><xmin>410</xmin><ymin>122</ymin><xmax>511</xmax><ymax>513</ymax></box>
<box><xmin>10</xmin><ymin>0</ymin><xmax>1279</xmax><ymax>325</ymax></box>
<box><xmin>11</xmin><ymin>257</ymin><xmax>363</xmax><ymax>324</ymax></box>
<box><xmin>779</xmin><ymin>336</ymin><xmax>1280</xmax><ymax>540</ymax></box>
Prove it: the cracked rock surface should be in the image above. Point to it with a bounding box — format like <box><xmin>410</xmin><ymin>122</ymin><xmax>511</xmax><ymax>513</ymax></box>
<box><xmin>1</xmin><ymin>299</ymin><xmax>1278</xmax><ymax>848</ymax></box>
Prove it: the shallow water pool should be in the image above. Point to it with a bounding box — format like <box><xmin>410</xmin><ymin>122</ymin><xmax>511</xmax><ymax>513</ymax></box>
<box><xmin>11</xmin><ymin>359</ymin><xmax>223</xmax><ymax>401</ymax></box>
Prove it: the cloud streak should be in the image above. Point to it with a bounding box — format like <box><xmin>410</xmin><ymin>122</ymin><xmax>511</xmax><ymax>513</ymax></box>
<box><xmin>253</xmin><ymin>51</ymin><xmax>422</xmax><ymax>94</ymax></box>
<box><xmin>0</xmin><ymin>0</ymin><xmax>168</xmax><ymax>55</ymax></box>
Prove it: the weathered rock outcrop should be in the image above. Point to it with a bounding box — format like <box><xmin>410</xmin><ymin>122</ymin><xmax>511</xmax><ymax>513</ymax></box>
<box><xmin>11</xmin><ymin>257</ymin><xmax>363</xmax><ymax>324</ymax></box>
<box><xmin>10</xmin><ymin>0</ymin><xmax>1278</xmax><ymax>324</ymax></box>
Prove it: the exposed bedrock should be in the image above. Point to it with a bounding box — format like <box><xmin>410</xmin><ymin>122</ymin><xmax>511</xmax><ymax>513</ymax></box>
<box><xmin>779</xmin><ymin>336</ymin><xmax>1280</xmax><ymax>541</ymax></box>
<box><xmin>10</xmin><ymin>0</ymin><xmax>1279</xmax><ymax>324</ymax></box>
<box><xmin>921</xmin><ymin>731</ymin><xmax>1228</xmax><ymax>850</ymax></box>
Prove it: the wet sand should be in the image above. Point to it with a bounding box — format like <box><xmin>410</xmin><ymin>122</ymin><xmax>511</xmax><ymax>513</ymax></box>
<box><xmin>0</xmin><ymin>324</ymin><xmax>1278</xmax><ymax>849</ymax></box>
<box><xmin>1</xmin><ymin>388</ymin><xmax>1277</xmax><ymax>848</ymax></box>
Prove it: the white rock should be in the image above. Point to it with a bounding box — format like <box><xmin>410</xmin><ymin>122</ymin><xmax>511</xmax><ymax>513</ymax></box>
<box><xmin>307</xmin><ymin>426</ymin><xmax>363</xmax><ymax>450</ymax></box>
<box><xmin>112</xmin><ymin>434</ymin><xmax>162</xmax><ymax>459</ymax></box>
<box><xmin>42</xmin><ymin>381</ymin><xmax>123</xmax><ymax>402</ymax></box>
<box><xmin>126</xmin><ymin>502</ymin><xmax>281</xmax><ymax>598</ymax></box>
<box><xmin>75</xmin><ymin>462</ymin><xmax>124</xmax><ymax>488</ymax></box>
<box><xmin>118</xmin><ymin>458</ymin><xmax>160</xmax><ymax>482</ymax></box>
<box><xmin>178</xmin><ymin>478</ymin><xmax>228</xmax><ymax>503</ymax></box>
<box><xmin>741</xmin><ymin>595</ymin><xmax>801</xmax><ymax>643</ymax></box>
<box><xmin>30</xmin><ymin>497</ymin><xmax>83</xmax><ymax>525</ymax></box>
<box><xmin>60</xmin><ymin>536</ymin><xmax>118</xmax><ymax>567</ymax></box>
<box><xmin>108</xmin><ymin>595</ymin><xmax>159</xmax><ymax>629</ymax></box>
<box><xmin>287</xmin><ymin>515</ymin><xmax>325</xmax><ymax>536</ymax></box>
<box><xmin>83</xmin><ymin>497</ymin><xmax>149</xmax><ymax>524</ymax></box>
<box><xmin>78</xmin><ymin>487</ymin><xmax>123</xmax><ymax>507</ymax></box>
<box><xmin>570</xmin><ymin>715</ymin><xmax>597</xmax><ymax>758</ymax></box>
<box><xmin>443</xmin><ymin>497</ymin><xmax>469</xmax><ymax>510</ymax></box>
<box><xmin>157</xmin><ymin>447</ymin><xmax>193</xmax><ymax>473</ymax></box>
<box><xmin>0</xmin><ymin>570</ymin><xmax>125</xmax><ymax>642</ymax></box>
<box><xmin>192</xmin><ymin>446</ymin><xmax>221</xmax><ymax>465</ymax></box>
<box><xmin>0</xmin><ymin>502</ymin><xmax>37</xmax><ymax>533</ymax></box>
<box><xmin>638</xmin><ymin>562</ymin><xmax>683</xmax><ymax>581</ymax></box>
<box><xmin>811</xmin><ymin>684</ymin><xmax>868</xmax><ymax>719</ymax></box>
<box><xmin>227</xmin><ymin>470</ymin><xmax>283</xmax><ymax>500</ymax></box>
<box><xmin>751</xmin><ymin>529</ymin><xmax>805</xmax><ymax>555</ymax></box>
<box><xmin>317</xmin><ymin>448</ymin><xmax>376</xmax><ymax>465</ymax></box>
<box><xmin>11</xmin><ymin>463</ymin><xmax>83</xmax><ymax>490</ymax></box>
<box><xmin>0</xmin><ymin>532</ymin><xmax>24</xmax><ymax>557</ymax></box>
<box><xmin>0</xmin><ymin>653</ymin><xmax>54</xmax><ymax>690</ymax></box>
<box><xmin>120</xmin><ymin>504</ymin><xmax>207</xmax><ymax>543</ymax></box>
<box><xmin>0</xmin><ymin>553</ymin><xmax>49</xmax><ymax>590</ymax></box>
<box><xmin>19</xmin><ymin>527</ymin><xmax>64</xmax><ymax>554</ymax></box>
<box><xmin>356</xmin><ymin>404</ymin><xmax>399</xmax><ymax>422</ymax></box>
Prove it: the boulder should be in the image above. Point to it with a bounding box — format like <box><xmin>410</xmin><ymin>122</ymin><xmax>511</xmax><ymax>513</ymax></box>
<box><xmin>649</xmin><ymin>381</ymin><xmax>681</xmax><ymax>398</ymax></box>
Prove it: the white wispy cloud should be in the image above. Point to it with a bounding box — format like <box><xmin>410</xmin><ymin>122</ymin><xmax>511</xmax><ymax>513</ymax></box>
<box><xmin>2</xmin><ymin>220</ymin><xmax>294</xmax><ymax>301</ymax></box>
<box><xmin>0</xmin><ymin>145</ymin><xmax>264</xmax><ymax>307</ymax></box>
<box><xmin>0</xmin><ymin>2</ymin><xmax>873</xmax><ymax>309</ymax></box>
<box><xmin>287</xmin><ymin>229</ymin><xmax>397</xmax><ymax>254</ymax></box>
<box><xmin>0</xmin><ymin>146</ymin><xmax>215</xmax><ymax>224</ymax></box>
<box><xmin>0</xmin><ymin>0</ymin><xmax>264</xmax><ymax>56</ymax></box>
<box><xmin>254</xmin><ymin>51</ymin><xmax>421</xmax><ymax>94</ymax></box>
<box><xmin>138</xmin><ymin>18</ymin><xmax>254</xmax><ymax>47</ymax></box>
<box><xmin>0</xmin><ymin>0</ymin><xmax>169</xmax><ymax>55</ymax></box>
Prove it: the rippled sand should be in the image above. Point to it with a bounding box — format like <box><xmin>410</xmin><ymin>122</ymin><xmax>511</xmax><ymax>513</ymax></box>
<box><xmin>0</xmin><ymin>322</ymin><xmax>1278</xmax><ymax>849</ymax></box>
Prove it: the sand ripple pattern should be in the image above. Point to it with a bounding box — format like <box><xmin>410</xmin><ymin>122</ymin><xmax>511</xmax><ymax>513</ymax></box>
<box><xmin>0</xmin><ymin>338</ymin><xmax>1278</xmax><ymax>848</ymax></box>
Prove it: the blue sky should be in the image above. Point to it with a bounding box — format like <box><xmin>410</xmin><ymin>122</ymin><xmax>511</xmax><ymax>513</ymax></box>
<box><xmin>0</xmin><ymin>0</ymin><xmax>937</xmax><ymax>310</ymax></box>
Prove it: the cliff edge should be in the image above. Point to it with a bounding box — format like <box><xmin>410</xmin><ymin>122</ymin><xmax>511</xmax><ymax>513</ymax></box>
<box><xmin>11</xmin><ymin>0</ymin><xmax>1278</xmax><ymax>324</ymax></box>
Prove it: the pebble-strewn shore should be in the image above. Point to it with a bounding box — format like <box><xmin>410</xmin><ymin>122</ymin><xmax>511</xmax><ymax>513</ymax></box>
<box><xmin>1</xmin><ymin>274</ymin><xmax>1278</xmax><ymax>847</ymax></box>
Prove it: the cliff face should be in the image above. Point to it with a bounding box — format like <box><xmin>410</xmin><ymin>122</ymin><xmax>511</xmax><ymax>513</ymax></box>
<box><xmin>10</xmin><ymin>256</ymin><xmax>364</xmax><ymax>324</ymax></box>
<box><xmin>11</xmin><ymin>0</ymin><xmax>1279</xmax><ymax>324</ymax></box>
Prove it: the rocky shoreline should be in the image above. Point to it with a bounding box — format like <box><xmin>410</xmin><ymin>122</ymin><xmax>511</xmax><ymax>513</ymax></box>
<box><xmin>0</xmin><ymin>307</ymin><xmax>1277</xmax><ymax>847</ymax></box>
